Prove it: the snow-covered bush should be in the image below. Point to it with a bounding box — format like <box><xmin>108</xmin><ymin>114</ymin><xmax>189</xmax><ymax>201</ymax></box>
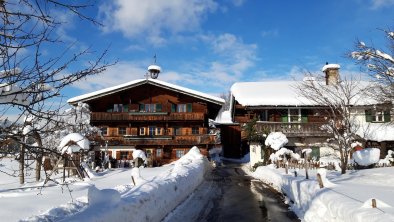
<box><xmin>269</xmin><ymin>147</ymin><xmax>300</xmax><ymax>162</ymax></box>
<box><xmin>352</xmin><ymin>148</ymin><xmax>380</xmax><ymax>167</ymax></box>
<box><xmin>265</xmin><ymin>132</ymin><xmax>288</xmax><ymax>151</ymax></box>
<box><xmin>378</xmin><ymin>150</ymin><xmax>394</xmax><ymax>166</ymax></box>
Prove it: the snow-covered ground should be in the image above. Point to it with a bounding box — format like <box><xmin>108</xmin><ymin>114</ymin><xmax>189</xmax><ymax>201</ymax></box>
<box><xmin>249</xmin><ymin>164</ymin><xmax>394</xmax><ymax>222</ymax></box>
<box><xmin>0</xmin><ymin>147</ymin><xmax>210</xmax><ymax>222</ymax></box>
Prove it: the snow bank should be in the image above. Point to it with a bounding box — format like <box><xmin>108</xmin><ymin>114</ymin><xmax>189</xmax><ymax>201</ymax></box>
<box><xmin>252</xmin><ymin>166</ymin><xmax>394</xmax><ymax>222</ymax></box>
<box><xmin>88</xmin><ymin>186</ymin><xmax>121</xmax><ymax>206</ymax></box>
<box><xmin>353</xmin><ymin>148</ymin><xmax>380</xmax><ymax>166</ymax></box>
<box><xmin>265</xmin><ymin>132</ymin><xmax>288</xmax><ymax>150</ymax></box>
<box><xmin>62</xmin><ymin>146</ymin><xmax>210</xmax><ymax>222</ymax></box>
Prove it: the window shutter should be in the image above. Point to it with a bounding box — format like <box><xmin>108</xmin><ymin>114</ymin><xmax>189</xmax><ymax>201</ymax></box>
<box><xmin>156</xmin><ymin>103</ymin><xmax>162</xmax><ymax>112</ymax></box>
<box><xmin>187</xmin><ymin>103</ymin><xmax>193</xmax><ymax>112</ymax></box>
<box><xmin>365</xmin><ymin>109</ymin><xmax>373</xmax><ymax>122</ymax></box>
<box><xmin>123</xmin><ymin>104</ymin><xmax>129</xmax><ymax>112</ymax></box>
<box><xmin>301</xmin><ymin>109</ymin><xmax>308</xmax><ymax>123</ymax></box>
<box><xmin>116</xmin><ymin>151</ymin><xmax>121</xmax><ymax>160</ymax></box>
<box><xmin>384</xmin><ymin>110</ymin><xmax>391</xmax><ymax>122</ymax></box>
<box><xmin>139</xmin><ymin>104</ymin><xmax>144</xmax><ymax>111</ymax></box>
<box><xmin>281</xmin><ymin>115</ymin><xmax>288</xmax><ymax>123</ymax></box>
<box><xmin>171</xmin><ymin>104</ymin><xmax>176</xmax><ymax>112</ymax></box>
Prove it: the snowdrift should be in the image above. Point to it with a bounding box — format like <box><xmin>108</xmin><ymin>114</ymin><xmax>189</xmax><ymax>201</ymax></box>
<box><xmin>252</xmin><ymin>166</ymin><xmax>394</xmax><ymax>222</ymax></box>
<box><xmin>62</xmin><ymin>146</ymin><xmax>210</xmax><ymax>222</ymax></box>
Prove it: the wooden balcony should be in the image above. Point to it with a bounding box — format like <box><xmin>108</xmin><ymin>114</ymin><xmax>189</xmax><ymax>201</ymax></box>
<box><xmin>100</xmin><ymin>134</ymin><xmax>217</xmax><ymax>146</ymax></box>
<box><xmin>255</xmin><ymin>121</ymin><xmax>331</xmax><ymax>137</ymax></box>
<box><xmin>91</xmin><ymin>112</ymin><xmax>205</xmax><ymax>122</ymax></box>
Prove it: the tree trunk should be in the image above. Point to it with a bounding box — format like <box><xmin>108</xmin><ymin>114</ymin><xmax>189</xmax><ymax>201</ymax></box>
<box><xmin>33</xmin><ymin>132</ymin><xmax>43</xmax><ymax>181</ymax></box>
<box><xmin>35</xmin><ymin>156</ymin><xmax>42</xmax><ymax>181</ymax></box>
<box><xmin>19</xmin><ymin>143</ymin><xmax>25</xmax><ymax>184</ymax></box>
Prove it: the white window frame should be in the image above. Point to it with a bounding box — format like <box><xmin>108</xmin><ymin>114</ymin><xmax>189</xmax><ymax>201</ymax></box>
<box><xmin>139</xmin><ymin>127</ymin><xmax>146</xmax><ymax>136</ymax></box>
<box><xmin>373</xmin><ymin>110</ymin><xmax>385</xmax><ymax>122</ymax></box>
<box><xmin>156</xmin><ymin>148</ymin><xmax>163</xmax><ymax>158</ymax></box>
<box><xmin>175</xmin><ymin>149</ymin><xmax>185</xmax><ymax>158</ymax></box>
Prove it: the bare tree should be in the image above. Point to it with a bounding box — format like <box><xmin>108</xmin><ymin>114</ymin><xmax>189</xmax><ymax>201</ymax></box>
<box><xmin>295</xmin><ymin>73</ymin><xmax>370</xmax><ymax>174</ymax></box>
<box><xmin>0</xmin><ymin>1</ymin><xmax>113</xmax><ymax>184</ymax></box>
<box><xmin>350</xmin><ymin>28</ymin><xmax>394</xmax><ymax>102</ymax></box>
<box><xmin>219</xmin><ymin>91</ymin><xmax>231</xmax><ymax>111</ymax></box>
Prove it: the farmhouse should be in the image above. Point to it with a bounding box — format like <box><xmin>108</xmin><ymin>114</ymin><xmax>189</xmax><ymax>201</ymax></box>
<box><xmin>68</xmin><ymin>67</ymin><xmax>224</xmax><ymax>166</ymax></box>
<box><xmin>219</xmin><ymin>64</ymin><xmax>394</xmax><ymax>161</ymax></box>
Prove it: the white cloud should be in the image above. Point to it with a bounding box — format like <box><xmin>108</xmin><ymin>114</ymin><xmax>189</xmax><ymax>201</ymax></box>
<box><xmin>370</xmin><ymin>0</ymin><xmax>394</xmax><ymax>9</ymax></box>
<box><xmin>71</xmin><ymin>33</ymin><xmax>258</xmax><ymax>95</ymax></box>
<box><xmin>99</xmin><ymin>0</ymin><xmax>218</xmax><ymax>45</ymax></box>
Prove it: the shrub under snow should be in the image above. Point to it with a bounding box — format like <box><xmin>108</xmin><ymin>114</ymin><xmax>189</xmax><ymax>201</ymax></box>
<box><xmin>352</xmin><ymin>148</ymin><xmax>380</xmax><ymax>166</ymax></box>
<box><xmin>265</xmin><ymin>132</ymin><xmax>288</xmax><ymax>150</ymax></box>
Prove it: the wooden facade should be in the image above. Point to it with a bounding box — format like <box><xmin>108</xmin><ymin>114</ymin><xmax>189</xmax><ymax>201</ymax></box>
<box><xmin>69</xmin><ymin>79</ymin><xmax>224</xmax><ymax>166</ymax></box>
<box><xmin>221</xmin><ymin>100</ymin><xmax>333</xmax><ymax>158</ymax></box>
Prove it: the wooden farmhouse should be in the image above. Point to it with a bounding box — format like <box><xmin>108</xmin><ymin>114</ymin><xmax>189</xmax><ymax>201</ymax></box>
<box><xmin>218</xmin><ymin>64</ymin><xmax>394</xmax><ymax>162</ymax></box>
<box><xmin>68</xmin><ymin>77</ymin><xmax>224</xmax><ymax>166</ymax></box>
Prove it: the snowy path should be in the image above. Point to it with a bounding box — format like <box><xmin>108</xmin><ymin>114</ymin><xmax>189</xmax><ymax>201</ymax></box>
<box><xmin>164</xmin><ymin>162</ymin><xmax>300</xmax><ymax>222</ymax></box>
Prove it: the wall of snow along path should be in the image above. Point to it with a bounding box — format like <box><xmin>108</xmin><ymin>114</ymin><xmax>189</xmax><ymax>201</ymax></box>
<box><xmin>62</xmin><ymin>146</ymin><xmax>210</xmax><ymax>222</ymax></box>
<box><xmin>252</xmin><ymin>165</ymin><xmax>394</xmax><ymax>222</ymax></box>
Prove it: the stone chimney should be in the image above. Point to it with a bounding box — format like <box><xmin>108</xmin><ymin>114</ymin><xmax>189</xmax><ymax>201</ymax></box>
<box><xmin>322</xmin><ymin>62</ymin><xmax>340</xmax><ymax>85</ymax></box>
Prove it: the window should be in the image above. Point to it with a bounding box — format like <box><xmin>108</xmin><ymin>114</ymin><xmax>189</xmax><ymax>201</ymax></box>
<box><xmin>289</xmin><ymin>109</ymin><xmax>301</xmax><ymax>122</ymax></box>
<box><xmin>149</xmin><ymin>126</ymin><xmax>156</xmax><ymax>136</ymax></box>
<box><xmin>156</xmin><ymin>127</ymin><xmax>163</xmax><ymax>135</ymax></box>
<box><xmin>139</xmin><ymin>127</ymin><xmax>146</xmax><ymax>135</ymax></box>
<box><xmin>146</xmin><ymin>149</ymin><xmax>152</xmax><ymax>158</ymax></box>
<box><xmin>177</xmin><ymin>104</ymin><xmax>186</xmax><ymax>112</ymax></box>
<box><xmin>120</xmin><ymin>151</ymin><xmax>129</xmax><ymax>160</ymax></box>
<box><xmin>259</xmin><ymin>110</ymin><xmax>268</xmax><ymax>121</ymax></box>
<box><xmin>176</xmin><ymin>150</ymin><xmax>185</xmax><ymax>158</ymax></box>
<box><xmin>374</xmin><ymin>110</ymin><xmax>384</xmax><ymax>122</ymax></box>
<box><xmin>113</xmin><ymin>104</ymin><xmax>122</xmax><ymax>112</ymax></box>
<box><xmin>156</xmin><ymin>149</ymin><xmax>162</xmax><ymax>158</ymax></box>
<box><xmin>176</xmin><ymin>103</ymin><xmax>192</xmax><ymax>113</ymax></box>
<box><xmin>192</xmin><ymin>127</ymin><xmax>199</xmax><ymax>135</ymax></box>
<box><xmin>141</xmin><ymin>103</ymin><xmax>162</xmax><ymax>112</ymax></box>
<box><xmin>118</xmin><ymin>127</ymin><xmax>127</xmax><ymax>135</ymax></box>
<box><xmin>101</xmin><ymin>127</ymin><xmax>108</xmax><ymax>136</ymax></box>
<box><xmin>366</xmin><ymin>109</ymin><xmax>391</xmax><ymax>123</ymax></box>
<box><xmin>175</xmin><ymin>127</ymin><xmax>182</xmax><ymax>135</ymax></box>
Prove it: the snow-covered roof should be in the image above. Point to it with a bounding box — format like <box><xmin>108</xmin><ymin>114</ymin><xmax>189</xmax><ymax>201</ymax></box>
<box><xmin>357</xmin><ymin>123</ymin><xmax>394</xmax><ymax>142</ymax></box>
<box><xmin>322</xmin><ymin>63</ymin><xmax>340</xmax><ymax>72</ymax></box>
<box><xmin>230</xmin><ymin>80</ymin><xmax>379</xmax><ymax>107</ymax></box>
<box><xmin>59</xmin><ymin>133</ymin><xmax>90</xmax><ymax>154</ymax></box>
<box><xmin>230</xmin><ymin>81</ymin><xmax>313</xmax><ymax>107</ymax></box>
<box><xmin>214</xmin><ymin>110</ymin><xmax>234</xmax><ymax>124</ymax></box>
<box><xmin>68</xmin><ymin>79</ymin><xmax>225</xmax><ymax>106</ymax></box>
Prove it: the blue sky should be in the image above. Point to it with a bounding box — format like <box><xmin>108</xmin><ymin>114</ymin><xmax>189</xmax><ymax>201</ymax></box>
<box><xmin>58</xmin><ymin>0</ymin><xmax>394</xmax><ymax>99</ymax></box>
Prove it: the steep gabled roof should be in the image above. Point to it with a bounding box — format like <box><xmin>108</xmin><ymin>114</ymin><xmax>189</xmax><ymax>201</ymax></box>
<box><xmin>68</xmin><ymin>78</ymin><xmax>225</xmax><ymax>106</ymax></box>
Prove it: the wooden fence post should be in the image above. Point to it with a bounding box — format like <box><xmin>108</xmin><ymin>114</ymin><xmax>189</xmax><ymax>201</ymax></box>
<box><xmin>316</xmin><ymin>173</ymin><xmax>324</xmax><ymax>188</ymax></box>
<box><xmin>372</xmin><ymin>199</ymin><xmax>377</xmax><ymax>208</ymax></box>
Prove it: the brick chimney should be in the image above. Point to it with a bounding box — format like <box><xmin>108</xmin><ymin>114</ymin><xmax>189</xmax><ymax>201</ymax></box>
<box><xmin>322</xmin><ymin>62</ymin><xmax>340</xmax><ymax>85</ymax></box>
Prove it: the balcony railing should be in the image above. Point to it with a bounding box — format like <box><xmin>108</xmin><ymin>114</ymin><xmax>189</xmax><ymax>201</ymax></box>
<box><xmin>98</xmin><ymin>134</ymin><xmax>217</xmax><ymax>146</ymax></box>
<box><xmin>91</xmin><ymin>112</ymin><xmax>205</xmax><ymax>122</ymax></box>
<box><xmin>255</xmin><ymin>122</ymin><xmax>331</xmax><ymax>137</ymax></box>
